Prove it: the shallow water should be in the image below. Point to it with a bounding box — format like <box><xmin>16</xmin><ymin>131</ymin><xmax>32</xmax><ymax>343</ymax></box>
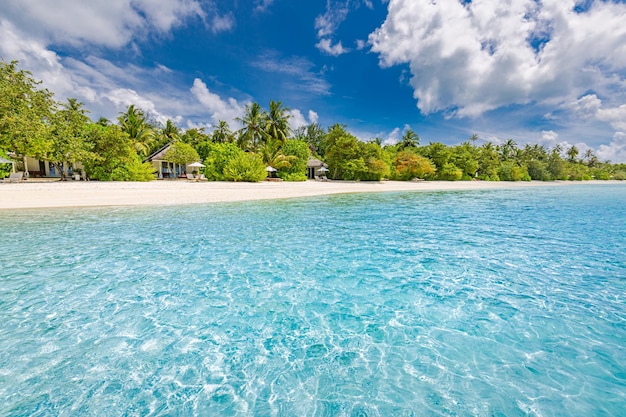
<box><xmin>0</xmin><ymin>184</ymin><xmax>625</xmax><ymax>416</ymax></box>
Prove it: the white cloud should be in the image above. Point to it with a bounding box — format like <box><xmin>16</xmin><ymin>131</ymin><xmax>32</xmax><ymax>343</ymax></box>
<box><xmin>288</xmin><ymin>109</ymin><xmax>319</xmax><ymax>130</ymax></box>
<box><xmin>210</xmin><ymin>13</ymin><xmax>235</xmax><ymax>34</ymax></box>
<box><xmin>369</xmin><ymin>0</ymin><xmax>626</xmax><ymax>118</ymax></box>
<box><xmin>254</xmin><ymin>0</ymin><xmax>275</xmax><ymax>13</ymax></box>
<box><xmin>106</xmin><ymin>88</ymin><xmax>173</xmax><ymax>125</ymax></box>
<box><xmin>597</xmin><ymin>132</ymin><xmax>626</xmax><ymax>163</ymax></box>
<box><xmin>0</xmin><ymin>0</ymin><xmax>208</xmax><ymax>48</ymax></box>
<box><xmin>190</xmin><ymin>78</ymin><xmax>246</xmax><ymax>127</ymax></box>
<box><xmin>315</xmin><ymin>1</ymin><xmax>350</xmax><ymax>38</ymax></box>
<box><xmin>252</xmin><ymin>53</ymin><xmax>331</xmax><ymax>95</ymax></box>
<box><xmin>316</xmin><ymin>39</ymin><xmax>350</xmax><ymax>56</ymax></box>
<box><xmin>308</xmin><ymin>110</ymin><xmax>319</xmax><ymax>124</ymax></box>
<box><xmin>541</xmin><ymin>130</ymin><xmax>559</xmax><ymax>144</ymax></box>
<box><xmin>569</xmin><ymin>93</ymin><xmax>626</xmax><ymax>133</ymax></box>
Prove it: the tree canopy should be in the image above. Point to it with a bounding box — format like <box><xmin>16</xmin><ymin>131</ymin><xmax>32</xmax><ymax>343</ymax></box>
<box><xmin>2</xmin><ymin>60</ymin><xmax>625</xmax><ymax>182</ymax></box>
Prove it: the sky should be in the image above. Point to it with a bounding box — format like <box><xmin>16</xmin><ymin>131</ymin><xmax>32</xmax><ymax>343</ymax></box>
<box><xmin>1</xmin><ymin>0</ymin><xmax>626</xmax><ymax>162</ymax></box>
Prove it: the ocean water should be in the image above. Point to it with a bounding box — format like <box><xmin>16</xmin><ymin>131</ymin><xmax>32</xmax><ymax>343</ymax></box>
<box><xmin>0</xmin><ymin>184</ymin><xmax>625</xmax><ymax>416</ymax></box>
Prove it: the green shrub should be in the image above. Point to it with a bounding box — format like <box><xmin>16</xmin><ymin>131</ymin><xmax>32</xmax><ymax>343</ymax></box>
<box><xmin>223</xmin><ymin>152</ymin><xmax>267</xmax><ymax>182</ymax></box>
<box><xmin>278</xmin><ymin>172</ymin><xmax>308</xmax><ymax>181</ymax></box>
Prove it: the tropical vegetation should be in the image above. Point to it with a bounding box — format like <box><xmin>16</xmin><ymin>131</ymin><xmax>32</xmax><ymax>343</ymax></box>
<box><xmin>1</xmin><ymin>60</ymin><xmax>625</xmax><ymax>182</ymax></box>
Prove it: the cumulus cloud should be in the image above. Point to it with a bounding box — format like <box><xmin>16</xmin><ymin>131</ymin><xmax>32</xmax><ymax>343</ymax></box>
<box><xmin>316</xmin><ymin>39</ymin><xmax>350</xmax><ymax>56</ymax></box>
<box><xmin>190</xmin><ymin>79</ymin><xmax>246</xmax><ymax>127</ymax></box>
<box><xmin>569</xmin><ymin>94</ymin><xmax>626</xmax><ymax>132</ymax></box>
<box><xmin>0</xmin><ymin>0</ymin><xmax>236</xmax><ymax>49</ymax></box>
<box><xmin>541</xmin><ymin>130</ymin><xmax>559</xmax><ymax>144</ymax></box>
<box><xmin>288</xmin><ymin>109</ymin><xmax>320</xmax><ymax>130</ymax></box>
<box><xmin>0</xmin><ymin>0</ymin><xmax>209</xmax><ymax>48</ymax></box>
<box><xmin>369</xmin><ymin>0</ymin><xmax>626</xmax><ymax>118</ymax></box>
<box><xmin>597</xmin><ymin>132</ymin><xmax>626</xmax><ymax>163</ymax></box>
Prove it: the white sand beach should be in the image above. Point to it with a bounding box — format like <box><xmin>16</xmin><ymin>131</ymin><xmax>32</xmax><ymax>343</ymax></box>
<box><xmin>0</xmin><ymin>179</ymin><xmax>618</xmax><ymax>210</ymax></box>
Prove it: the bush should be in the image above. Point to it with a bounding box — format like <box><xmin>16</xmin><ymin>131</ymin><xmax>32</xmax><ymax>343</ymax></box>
<box><xmin>437</xmin><ymin>163</ymin><xmax>463</xmax><ymax>181</ymax></box>
<box><xmin>278</xmin><ymin>172</ymin><xmax>308</xmax><ymax>182</ymax></box>
<box><xmin>222</xmin><ymin>152</ymin><xmax>267</xmax><ymax>182</ymax></box>
<box><xmin>203</xmin><ymin>142</ymin><xmax>244</xmax><ymax>180</ymax></box>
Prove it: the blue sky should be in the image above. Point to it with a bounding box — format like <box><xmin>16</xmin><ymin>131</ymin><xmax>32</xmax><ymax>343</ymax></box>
<box><xmin>1</xmin><ymin>0</ymin><xmax>626</xmax><ymax>162</ymax></box>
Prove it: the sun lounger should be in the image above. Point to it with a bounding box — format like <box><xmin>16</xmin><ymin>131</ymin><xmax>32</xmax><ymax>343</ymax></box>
<box><xmin>197</xmin><ymin>174</ymin><xmax>208</xmax><ymax>181</ymax></box>
<box><xmin>2</xmin><ymin>172</ymin><xmax>24</xmax><ymax>183</ymax></box>
<box><xmin>186</xmin><ymin>173</ymin><xmax>196</xmax><ymax>181</ymax></box>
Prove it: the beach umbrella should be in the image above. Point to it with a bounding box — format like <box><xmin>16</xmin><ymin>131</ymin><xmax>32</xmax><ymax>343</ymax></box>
<box><xmin>316</xmin><ymin>166</ymin><xmax>329</xmax><ymax>173</ymax></box>
<box><xmin>265</xmin><ymin>166</ymin><xmax>277</xmax><ymax>178</ymax></box>
<box><xmin>188</xmin><ymin>161</ymin><xmax>205</xmax><ymax>175</ymax></box>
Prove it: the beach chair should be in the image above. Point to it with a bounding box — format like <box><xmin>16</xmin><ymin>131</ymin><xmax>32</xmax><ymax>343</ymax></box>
<box><xmin>186</xmin><ymin>173</ymin><xmax>196</xmax><ymax>182</ymax></box>
<box><xmin>197</xmin><ymin>174</ymin><xmax>209</xmax><ymax>181</ymax></box>
<box><xmin>314</xmin><ymin>175</ymin><xmax>322</xmax><ymax>181</ymax></box>
<box><xmin>2</xmin><ymin>172</ymin><xmax>24</xmax><ymax>183</ymax></box>
<box><xmin>321</xmin><ymin>175</ymin><xmax>330</xmax><ymax>182</ymax></box>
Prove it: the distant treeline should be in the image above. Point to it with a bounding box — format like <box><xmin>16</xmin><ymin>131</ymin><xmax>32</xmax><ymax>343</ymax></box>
<box><xmin>2</xmin><ymin>60</ymin><xmax>625</xmax><ymax>181</ymax></box>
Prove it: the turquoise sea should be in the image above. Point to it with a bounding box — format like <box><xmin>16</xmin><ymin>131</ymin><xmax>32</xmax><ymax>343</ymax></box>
<box><xmin>0</xmin><ymin>184</ymin><xmax>625</xmax><ymax>416</ymax></box>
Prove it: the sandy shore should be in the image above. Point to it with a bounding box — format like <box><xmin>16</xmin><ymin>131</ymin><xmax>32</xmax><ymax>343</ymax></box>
<box><xmin>0</xmin><ymin>179</ymin><xmax>620</xmax><ymax>210</ymax></box>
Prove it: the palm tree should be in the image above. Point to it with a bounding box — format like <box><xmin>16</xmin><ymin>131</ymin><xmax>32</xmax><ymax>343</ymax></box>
<box><xmin>469</xmin><ymin>133</ymin><xmax>479</xmax><ymax>145</ymax></box>
<box><xmin>263</xmin><ymin>100</ymin><xmax>291</xmax><ymax>143</ymax></box>
<box><xmin>212</xmin><ymin>120</ymin><xmax>233</xmax><ymax>143</ymax></box>
<box><xmin>118</xmin><ymin>105</ymin><xmax>154</xmax><ymax>157</ymax></box>
<box><xmin>499</xmin><ymin>139</ymin><xmax>518</xmax><ymax>161</ymax></box>
<box><xmin>566</xmin><ymin>145</ymin><xmax>579</xmax><ymax>163</ymax></box>
<box><xmin>236</xmin><ymin>102</ymin><xmax>268</xmax><ymax>152</ymax></box>
<box><xmin>260</xmin><ymin>138</ymin><xmax>296</xmax><ymax>170</ymax></box>
<box><xmin>398</xmin><ymin>129</ymin><xmax>419</xmax><ymax>150</ymax></box>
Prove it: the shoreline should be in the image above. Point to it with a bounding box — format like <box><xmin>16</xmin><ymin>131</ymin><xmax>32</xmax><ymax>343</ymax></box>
<box><xmin>0</xmin><ymin>180</ymin><xmax>622</xmax><ymax>210</ymax></box>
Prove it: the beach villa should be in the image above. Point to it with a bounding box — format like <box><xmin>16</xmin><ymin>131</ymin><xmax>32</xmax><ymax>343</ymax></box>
<box><xmin>145</xmin><ymin>143</ymin><xmax>198</xmax><ymax>179</ymax></box>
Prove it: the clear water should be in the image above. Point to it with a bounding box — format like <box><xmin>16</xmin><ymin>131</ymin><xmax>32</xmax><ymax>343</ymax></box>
<box><xmin>1</xmin><ymin>184</ymin><xmax>625</xmax><ymax>416</ymax></box>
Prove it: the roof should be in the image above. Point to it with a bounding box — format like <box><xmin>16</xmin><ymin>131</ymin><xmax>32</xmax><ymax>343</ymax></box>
<box><xmin>307</xmin><ymin>158</ymin><xmax>326</xmax><ymax>168</ymax></box>
<box><xmin>144</xmin><ymin>143</ymin><xmax>172</xmax><ymax>162</ymax></box>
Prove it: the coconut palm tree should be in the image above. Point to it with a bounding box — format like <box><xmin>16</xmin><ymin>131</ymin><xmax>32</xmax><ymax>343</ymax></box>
<box><xmin>260</xmin><ymin>138</ymin><xmax>296</xmax><ymax>170</ymax></box>
<box><xmin>118</xmin><ymin>105</ymin><xmax>154</xmax><ymax>157</ymax></box>
<box><xmin>236</xmin><ymin>102</ymin><xmax>268</xmax><ymax>152</ymax></box>
<box><xmin>263</xmin><ymin>100</ymin><xmax>291</xmax><ymax>144</ymax></box>
<box><xmin>398</xmin><ymin>129</ymin><xmax>419</xmax><ymax>150</ymax></box>
<box><xmin>212</xmin><ymin>120</ymin><xmax>233</xmax><ymax>143</ymax></box>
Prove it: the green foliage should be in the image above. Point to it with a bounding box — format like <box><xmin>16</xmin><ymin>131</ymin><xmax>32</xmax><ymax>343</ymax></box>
<box><xmin>260</xmin><ymin>138</ymin><xmax>297</xmax><ymax>171</ymax></box>
<box><xmin>49</xmin><ymin>98</ymin><xmax>95</xmax><ymax>178</ymax></box>
<box><xmin>477</xmin><ymin>143</ymin><xmax>500</xmax><ymax>180</ymax></box>
<box><xmin>0</xmin><ymin>60</ymin><xmax>55</xmax><ymax>159</ymax></box>
<box><xmin>280</xmin><ymin>139</ymin><xmax>311</xmax><ymax>176</ymax></box>
<box><xmin>237</xmin><ymin>102</ymin><xmax>269</xmax><ymax>152</ymax></box>
<box><xmin>263</xmin><ymin>100</ymin><xmax>291</xmax><ymax>143</ymax></box>
<box><xmin>164</xmin><ymin>141</ymin><xmax>200</xmax><ymax>166</ymax></box>
<box><xmin>0</xmin><ymin>150</ymin><xmax>12</xmax><ymax>178</ymax></box>
<box><xmin>118</xmin><ymin>105</ymin><xmax>155</xmax><ymax>157</ymax></box>
<box><xmin>498</xmin><ymin>162</ymin><xmax>531</xmax><ymax>181</ymax></box>
<box><xmin>567</xmin><ymin>163</ymin><xmax>592</xmax><ymax>180</ymax></box>
<box><xmin>211</xmin><ymin>121</ymin><xmax>234</xmax><ymax>143</ymax></box>
<box><xmin>294</xmin><ymin>123</ymin><xmax>325</xmax><ymax>157</ymax></box>
<box><xmin>392</xmin><ymin>150</ymin><xmax>436</xmax><ymax>180</ymax></box>
<box><xmin>437</xmin><ymin>163</ymin><xmax>463</xmax><ymax>181</ymax></box>
<box><xmin>203</xmin><ymin>142</ymin><xmax>245</xmax><ymax>181</ymax></box>
<box><xmin>278</xmin><ymin>172</ymin><xmax>308</xmax><ymax>182</ymax></box>
<box><xmin>323</xmin><ymin>125</ymin><xmax>390</xmax><ymax>180</ymax></box>
<box><xmin>590</xmin><ymin>168</ymin><xmax>611</xmax><ymax>180</ymax></box>
<box><xmin>81</xmin><ymin>123</ymin><xmax>154</xmax><ymax>181</ymax></box>
<box><xmin>109</xmin><ymin>157</ymin><xmax>156</xmax><ymax>181</ymax></box>
<box><xmin>527</xmin><ymin>160</ymin><xmax>550</xmax><ymax>181</ymax></box>
<box><xmin>451</xmin><ymin>143</ymin><xmax>479</xmax><ymax>180</ymax></box>
<box><xmin>223</xmin><ymin>152</ymin><xmax>267</xmax><ymax>182</ymax></box>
